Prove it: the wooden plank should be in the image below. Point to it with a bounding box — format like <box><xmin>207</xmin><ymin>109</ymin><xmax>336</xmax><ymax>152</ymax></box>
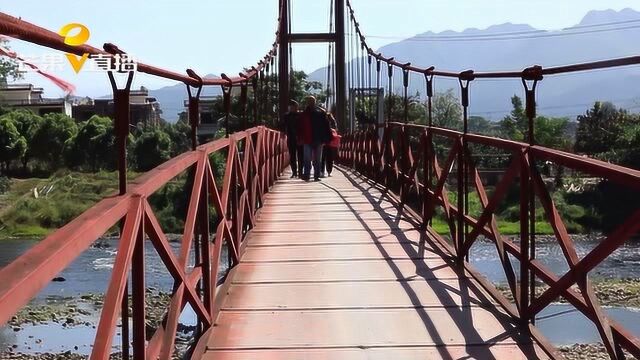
<box><xmin>256</xmin><ymin>211</ymin><xmax>411</xmax><ymax>222</ymax></box>
<box><xmin>246</xmin><ymin>229</ymin><xmax>429</xmax><ymax>247</ymax></box>
<box><xmin>241</xmin><ymin>242</ymin><xmax>438</xmax><ymax>262</ymax></box>
<box><xmin>256</xmin><ymin>202</ymin><xmax>401</xmax><ymax>214</ymax></box>
<box><xmin>222</xmin><ymin>279</ymin><xmax>495</xmax><ymax>310</ymax></box>
<box><xmin>208</xmin><ymin>308</ymin><xmax>525</xmax><ymax>349</ymax></box>
<box><xmin>251</xmin><ymin>219</ymin><xmax>416</xmax><ymax>232</ymax></box>
<box><xmin>201</xmin><ymin>169</ymin><xmax>554</xmax><ymax>360</ymax></box>
<box><xmin>203</xmin><ymin>345</ymin><xmax>551</xmax><ymax>360</ymax></box>
<box><xmin>231</xmin><ymin>258</ymin><xmax>462</xmax><ymax>284</ymax></box>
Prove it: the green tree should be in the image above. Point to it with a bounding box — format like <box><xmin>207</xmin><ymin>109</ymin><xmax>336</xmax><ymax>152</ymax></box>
<box><xmin>497</xmin><ymin>95</ymin><xmax>571</xmax><ymax>149</ymax></box>
<box><xmin>581</xmin><ymin>108</ymin><xmax>640</xmax><ymax>169</ymax></box>
<box><xmin>468</xmin><ymin>115</ymin><xmax>497</xmax><ymax>135</ymax></box>
<box><xmin>431</xmin><ymin>89</ymin><xmax>462</xmax><ymax>130</ymax></box>
<box><xmin>65</xmin><ymin>115</ymin><xmax>115</xmax><ymax>171</ymax></box>
<box><xmin>535</xmin><ymin>115</ymin><xmax>571</xmax><ymax>150</ymax></box>
<box><xmin>162</xmin><ymin>120</ymin><xmax>191</xmax><ymax>157</ymax></box>
<box><xmin>498</xmin><ymin>95</ymin><xmax>527</xmax><ymax>140</ymax></box>
<box><xmin>0</xmin><ymin>117</ymin><xmax>26</xmax><ymax>173</ymax></box>
<box><xmin>0</xmin><ymin>109</ymin><xmax>43</xmax><ymax>171</ymax></box>
<box><xmin>380</xmin><ymin>92</ymin><xmax>425</xmax><ymax>124</ymax></box>
<box><xmin>575</xmin><ymin>101</ymin><xmax>630</xmax><ymax>156</ymax></box>
<box><xmin>0</xmin><ymin>38</ymin><xmax>21</xmax><ymax>85</ymax></box>
<box><xmin>133</xmin><ymin>128</ymin><xmax>172</xmax><ymax>171</ymax></box>
<box><xmin>288</xmin><ymin>70</ymin><xmax>325</xmax><ymax>105</ymax></box>
<box><xmin>31</xmin><ymin>113</ymin><xmax>78</xmax><ymax>169</ymax></box>
<box><xmin>616</xmin><ymin>121</ymin><xmax>640</xmax><ymax>169</ymax></box>
<box><xmin>212</xmin><ymin>70</ymin><xmax>324</xmax><ymax>133</ymax></box>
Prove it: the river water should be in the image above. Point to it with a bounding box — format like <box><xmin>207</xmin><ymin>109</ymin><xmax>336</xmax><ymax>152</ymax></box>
<box><xmin>0</xmin><ymin>236</ymin><xmax>638</xmax><ymax>354</ymax></box>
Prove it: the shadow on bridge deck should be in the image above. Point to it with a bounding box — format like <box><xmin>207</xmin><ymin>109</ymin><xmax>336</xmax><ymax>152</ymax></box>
<box><xmin>200</xmin><ymin>167</ymin><xmax>552</xmax><ymax>360</ymax></box>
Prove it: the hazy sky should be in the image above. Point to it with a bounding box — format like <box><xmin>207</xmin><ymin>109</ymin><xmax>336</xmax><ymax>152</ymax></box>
<box><xmin>1</xmin><ymin>0</ymin><xmax>638</xmax><ymax>97</ymax></box>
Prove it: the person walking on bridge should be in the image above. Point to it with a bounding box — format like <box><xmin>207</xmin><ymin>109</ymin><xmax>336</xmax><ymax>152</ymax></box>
<box><xmin>280</xmin><ymin>100</ymin><xmax>303</xmax><ymax>178</ymax></box>
<box><xmin>322</xmin><ymin>111</ymin><xmax>340</xmax><ymax>177</ymax></box>
<box><xmin>299</xmin><ymin>96</ymin><xmax>331</xmax><ymax>181</ymax></box>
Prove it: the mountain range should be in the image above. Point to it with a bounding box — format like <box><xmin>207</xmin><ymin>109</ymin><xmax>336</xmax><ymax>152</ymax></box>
<box><xmin>308</xmin><ymin>8</ymin><xmax>640</xmax><ymax>120</ymax></box>
<box><xmin>152</xmin><ymin>8</ymin><xmax>640</xmax><ymax>121</ymax></box>
<box><xmin>147</xmin><ymin>74</ymin><xmax>222</xmax><ymax>121</ymax></box>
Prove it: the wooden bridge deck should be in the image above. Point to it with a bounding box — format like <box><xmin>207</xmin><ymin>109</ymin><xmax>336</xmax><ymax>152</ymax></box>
<box><xmin>202</xmin><ymin>168</ymin><xmax>551</xmax><ymax>359</ymax></box>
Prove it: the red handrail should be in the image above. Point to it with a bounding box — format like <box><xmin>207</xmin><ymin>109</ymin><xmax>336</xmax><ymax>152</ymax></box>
<box><xmin>0</xmin><ymin>12</ymin><xmax>279</xmax><ymax>86</ymax></box>
<box><xmin>0</xmin><ymin>127</ymin><xmax>288</xmax><ymax>359</ymax></box>
<box><xmin>340</xmin><ymin>122</ymin><xmax>640</xmax><ymax>359</ymax></box>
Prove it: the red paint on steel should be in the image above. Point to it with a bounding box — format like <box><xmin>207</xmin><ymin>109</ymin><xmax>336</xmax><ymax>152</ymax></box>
<box><xmin>201</xmin><ymin>170</ymin><xmax>553</xmax><ymax>359</ymax></box>
<box><xmin>0</xmin><ymin>127</ymin><xmax>287</xmax><ymax>359</ymax></box>
<box><xmin>0</xmin><ymin>12</ymin><xmax>278</xmax><ymax>86</ymax></box>
<box><xmin>340</xmin><ymin>121</ymin><xmax>640</xmax><ymax>359</ymax></box>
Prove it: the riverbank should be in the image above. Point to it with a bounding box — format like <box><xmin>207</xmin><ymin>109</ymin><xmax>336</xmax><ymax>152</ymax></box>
<box><xmin>8</xmin><ymin>289</ymin><xmax>173</xmax><ymax>329</ymax></box>
<box><xmin>0</xmin><ymin>170</ymin><xmax>192</xmax><ymax>240</ymax></box>
<box><xmin>431</xmin><ymin>218</ymin><xmax>555</xmax><ymax>235</ymax></box>
<box><xmin>1</xmin><ymin>352</ymin><xmax>123</xmax><ymax>359</ymax></box>
<box><xmin>2</xmin><ymin>289</ymin><xmax>191</xmax><ymax>359</ymax></box>
<box><xmin>0</xmin><ymin>171</ymin><xmax>124</xmax><ymax>239</ymax></box>
<box><xmin>496</xmin><ymin>278</ymin><xmax>640</xmax><ymax>308</ymax></box>
<box><xmin>559</xmin><ymin>343</ymin><xmax>635</xmax><ymax>360</ymax></box>
<box><xmin>499</xmin><ymin>279</ymin><xmax>640</xmax><ymax>359</ymax></box>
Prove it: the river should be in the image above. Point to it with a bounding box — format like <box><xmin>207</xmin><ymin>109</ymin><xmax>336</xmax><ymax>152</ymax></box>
<box><xmin>0</xmin><ymin>235</ymin><xmax>638</xmax><ymax>355</ymax></box>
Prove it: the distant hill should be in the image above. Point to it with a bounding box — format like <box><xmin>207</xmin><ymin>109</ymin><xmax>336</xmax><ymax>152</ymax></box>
<box><xmin>149</xmin><ymin>74</ymin><xmax>222</xmax><ymax>122</ymax></box>
<box><xmin>309</xmin><ymin>8</ymin><xmax>640</xmax><ymax>120</ymax></box>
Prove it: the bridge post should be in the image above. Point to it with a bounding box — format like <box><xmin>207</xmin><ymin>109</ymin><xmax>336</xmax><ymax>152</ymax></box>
<box><xmin>521</xmin><ymin>66</ymin><xmax>543</xmax><ymax>325</ymax></box>
<box><xmin>240</xmin><ymin>81</ymin><xmax>249</xmax><ymax>130</ymax></box>
<box><xmin>334</xmin><ymin>0</ymin><xmax>347</xmax><ymax>131</ymax></box>
<box><xmin>252</xmin><ymin>76</ymin><xmax>259</xmax><ymax>126</ymax></box>
<box><xmin>107</xmin><ymin>72</ymin><xmax>133</xmax><ymax>196</ymax></box>
<box><xmin>278</xmin><ymin>0</ymin><xmax>346</xmax><ymax>128</ymax></box>
<box><xmin>185</xmin><ymin>74</ymin><xmax>205</xmax><ymax>336</ymax></box>
<box><xmin>131</xmin><ymin>209</ymin><xmax>146</xmax><ymax>359</ymax></box>
<box><xmin>106</xmin><ymin>59</ymin><xmax>134</xmax><ymax>359</ymax></box>
<box><xmin>221</xmin><ymin>83</ymin><xmax>233</xmax><ymax>138</ymax></box>
<box><xmin>457</xmin><ymin>71</ymin><xmax>474</xmax><ymax>264</ymax></box>
<box><xmin>186</xmin><ymin>71</ymin><xmax>203</xmax><ymax>150</ymax></box>
<box><xmin>278</xmin><ymin>0</ymin><xmax>290</xmax><ymax>119</ymax></box>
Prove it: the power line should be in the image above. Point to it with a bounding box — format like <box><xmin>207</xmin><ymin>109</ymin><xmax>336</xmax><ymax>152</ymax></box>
<box><xmin>361</xmin><ymin>21</ymin><xmax>640</xmax><ymax>42</ymax></box>
<box><xmin>379</xmin><ymin>18</ymin><xmax>640</xmax><ymax>40</ymax></box>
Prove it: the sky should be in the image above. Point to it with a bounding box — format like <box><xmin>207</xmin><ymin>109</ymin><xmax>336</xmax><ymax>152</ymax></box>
<box><xmin>1</xmin><ymin>0</ymin><xmax>638</xmax><ymax>98</ymax></box>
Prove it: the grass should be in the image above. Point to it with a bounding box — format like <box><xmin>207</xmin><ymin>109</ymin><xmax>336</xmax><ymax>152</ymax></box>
<box><xmin>430</xmin><ymin>218</ymin><xmax>554</xmax><ymax>236</ymax></box>
<box><xmin>0</xmin><ymin>170</ymin><xmax>136</xmax><ymax>239</ymax></box>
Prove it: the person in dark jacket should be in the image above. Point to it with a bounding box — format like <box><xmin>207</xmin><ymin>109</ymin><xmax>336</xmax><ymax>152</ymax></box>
<box><xmin>300</xmin><ymin>96</ymin><xmax>330</xmax><ymax>181</ymax></box>
<box><xmin>280</xmin><ymin>100</ymin><xmax>303</xmax><ymax>178</ymax></box>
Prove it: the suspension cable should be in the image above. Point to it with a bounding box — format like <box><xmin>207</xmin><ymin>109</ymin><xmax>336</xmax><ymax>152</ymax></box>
<box><xmin>403</xmin><ymin>66</ymin><xmax>409</xmax><ymax>123</ymax></box>
<box><xmin>349</xmin><ymin>13</ymin><xmax>354</xmax><ymax>125</ymax></box>
<box><xmin>325</xmin><ymin>0</ymin><xmax>334</xmax><ymax>109</ymax></box>
<box><xmin>387</xmin><ymin>62</ymin><xmax>393</xmax><ymax>123</ymax></box>
<box><xmin>288</xmin><ymin>0</ymin><xmax>294</xmax><ymax>98</ymax></box>
<box><xmin>376</xmin><ymin>58</ymin><xmax>381</xmax><ymax>123</ymax></box>
<box><xmin>367</xmin><ymin>54</ymin><xmax>372</xmax><ymax>121</ymax></box>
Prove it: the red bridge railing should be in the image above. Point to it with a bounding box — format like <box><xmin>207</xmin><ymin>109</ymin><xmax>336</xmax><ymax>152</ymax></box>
<box><xmin>341</xmin><ymin>1</ymin><xmax>640</xmax><ymax>358</ymax></box>
<box><xmin>0</xmin><ymin>127</ymin><xmax>288</xmax><ymax>358</ymax></box>
<box><xmin>0</xmin><ymin>9</ymin><xmax>288</xmax><ymax>360</ymax></box>
<box><xmin>340</xmin><ymin>121</ymin><xmax>640</xmax><ymax>359</ymax></box>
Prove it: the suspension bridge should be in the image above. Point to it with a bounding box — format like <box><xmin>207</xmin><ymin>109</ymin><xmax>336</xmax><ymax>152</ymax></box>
<box><xmin>0</xmin><ymin>0</ymin><xmax>640</xmax><ymax>359</ymax></box>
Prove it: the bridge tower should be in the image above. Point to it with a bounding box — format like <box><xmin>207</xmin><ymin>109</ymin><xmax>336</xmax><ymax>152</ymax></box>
<box><xmin>278</xmin><ymin>0</ymin><xmax>347</xmax><ymax>130</ymax></box>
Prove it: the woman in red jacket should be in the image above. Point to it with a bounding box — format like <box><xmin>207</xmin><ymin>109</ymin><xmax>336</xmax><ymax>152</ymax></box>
<box><xmin>321</xmin><ymin>112</ymin><xmax>339</xmax><ymax>177</ymax></box>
